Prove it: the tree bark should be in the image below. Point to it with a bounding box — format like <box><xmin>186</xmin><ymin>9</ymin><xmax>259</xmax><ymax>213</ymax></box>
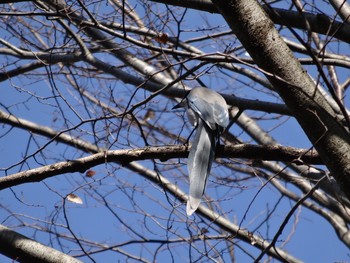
<box><xmin>0</xmin><ymin>225</ymin><xmax>82</xmax><ymax>263</ymax></box>
<box><xmin>211</xmin><ymin>0</ymin><xmax>350</xmax><ymax>199</ymax></box>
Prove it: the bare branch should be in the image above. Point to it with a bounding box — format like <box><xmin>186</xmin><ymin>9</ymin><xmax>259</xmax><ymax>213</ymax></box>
<box><xmin>0</xmin><ymin>224</ymin><xmax>82</xmax><ymax>263</ymax></box>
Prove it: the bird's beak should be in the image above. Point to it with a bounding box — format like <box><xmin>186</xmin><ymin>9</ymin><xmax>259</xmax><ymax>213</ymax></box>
<box><xmin>172</xmin><ymin>100</ymin><xmax>185</xmax><ymax>110</ymax></box>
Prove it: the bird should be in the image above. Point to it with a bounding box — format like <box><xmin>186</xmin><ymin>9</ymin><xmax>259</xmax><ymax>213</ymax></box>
<box><xmin>173</xmin><ymin>87</ymin><xmax>229</xmax><ymax>216</ymax></box>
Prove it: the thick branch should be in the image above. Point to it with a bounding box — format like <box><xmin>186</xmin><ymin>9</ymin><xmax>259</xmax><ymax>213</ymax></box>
<box><xmin>329</xmin><ymin>0</ymin><xmax>350</xmax><ymax>22</ymax></box>
<box><xmin>149</xmin><ymin>0</ymin><xmax>350</xmax><ymax>44</ymax></box>
<box><xmin>0</xmin><ymin>224</ymin><xmax>82</xmax><ymax>263</ymax></box>
<box><xmin>0</xmin><ymin>144</ymin><xmax>321</xmax><ymax>190</ymax></box>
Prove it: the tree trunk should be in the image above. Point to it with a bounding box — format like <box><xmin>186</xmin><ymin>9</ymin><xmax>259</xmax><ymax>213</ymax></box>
<box><xmin>211</xmin><ymin>0</ymin><xmax>350</xmax><ymax>199</ymax></box>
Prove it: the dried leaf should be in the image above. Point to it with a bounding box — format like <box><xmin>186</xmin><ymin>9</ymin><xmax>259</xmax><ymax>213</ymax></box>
<box><xmin>200</xmin><ymin>228</ymin><xmax>209</xmax><ymax>235</ymax></box>
<box><xmin>143</xmin><ymin>109</ymin><xmax>155</xmax><ymax>121</ymax></box>
<box><xmin>85</xmin><ymin>169</ymin><xmax>96</xmax><ymax>178</ymax></box>
<box><xmin>67</xmin><ymin>193</ymin><xmax>83</xmax><ymax>204</ymax></box>
<box><xmin>155</xmin><ymin>33</ymin><xmax>168</xmax><ymax>44</ymax></box>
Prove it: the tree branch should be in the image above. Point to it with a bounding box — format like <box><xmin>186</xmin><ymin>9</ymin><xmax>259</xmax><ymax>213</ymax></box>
<box><xmin>149</xmin><ymin>0</ymin><xmax>350</xmax><ymax>43</ymax></box>
<box><xmin>0</xmin><ymin>224</ymin><xmax>82</xmax><ymax>263</ymax></box>
<box><xmin>0</xmin><ymin>143</ymin><xmax>322</xmax><ymax>190</ymax></box>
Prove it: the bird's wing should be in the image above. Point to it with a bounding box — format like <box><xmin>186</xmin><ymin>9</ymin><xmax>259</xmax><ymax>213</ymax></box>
<box><xmin>188</xmin><ymin>98</ymin><xmax>229</xmax><ymax>130</ymax></box>
<box><xmin>213</xmin><ymin>102</ymin><xmax>229</xmax><ymax>128</ymax></box>
<box><xmin>187</xmin><ymin>97</ymin><xmax>216</xmax><ymax>130</ymax></box>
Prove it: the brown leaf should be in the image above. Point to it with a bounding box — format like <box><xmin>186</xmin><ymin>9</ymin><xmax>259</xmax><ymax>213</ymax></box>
<box><xmin>143</xmin><ymin>109</ymin><xmax>155</xmax><ymax>121</ymax></box>
<box><xmin>66</xmin><ymin>193</ymin><xmax>83</xmax><ymax>204</ymax></box>
<box><xmin>85</xmin><ymin>169</ymin><xmax>96</xmax><ymax>178</ymax></box>
<box><xmin>155</xmin><ymin>33</ymin><xmax>168</xmax><ymax>44</ymax></box>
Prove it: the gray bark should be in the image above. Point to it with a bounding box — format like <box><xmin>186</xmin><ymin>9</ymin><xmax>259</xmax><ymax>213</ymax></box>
<box><xmin>329</xmin><ymin>0</ymin><xmax>350</xmax><ymax>22</ymax></box>
<box><xmin>0</xmin><ymin>225</ymin><xmax>82</xmax><ymax>263</ymax></box>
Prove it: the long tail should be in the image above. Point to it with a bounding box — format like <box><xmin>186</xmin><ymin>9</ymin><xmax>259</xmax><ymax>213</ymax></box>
<box><xmin>186</xmin><ymin>119</ymin><xmax>216</xmax><ymax>216</ymax></box>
